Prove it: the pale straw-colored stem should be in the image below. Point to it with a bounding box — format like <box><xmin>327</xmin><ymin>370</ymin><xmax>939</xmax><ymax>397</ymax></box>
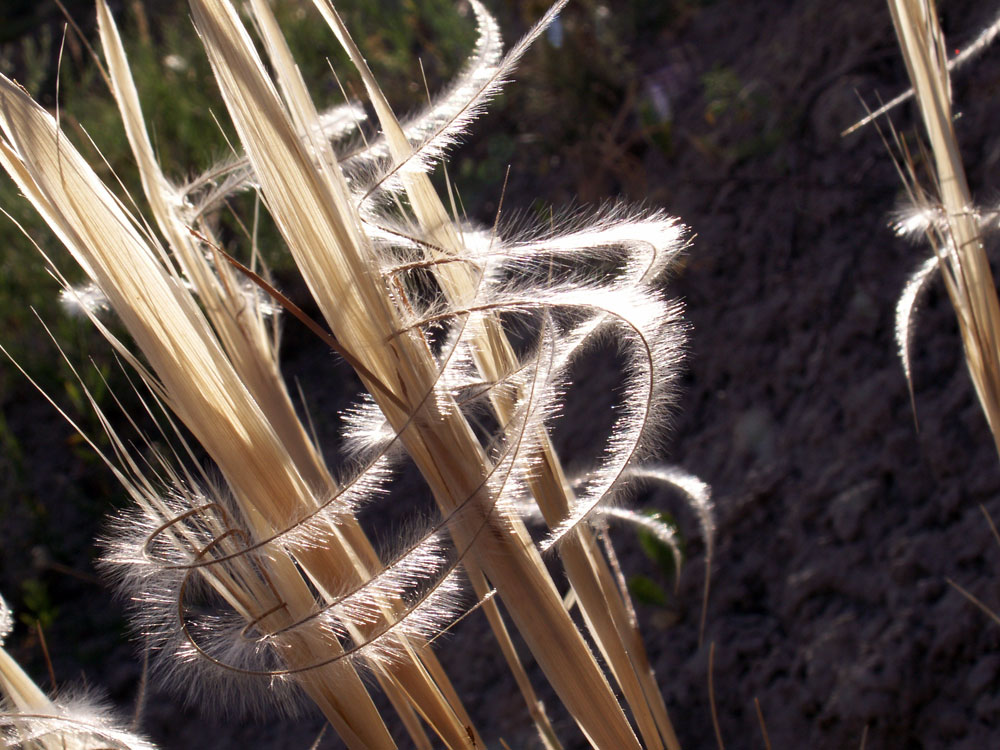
<box><xmin>314</xmin><ymin>2</ymin><xmax>678</xmax><ymax>745</ymax></box>
<box><xmin>889</xmin><ymin>0</ymin><xmax>1000</xmax><ymax>459</ymax></box>
<box><xmin>95</xmin><ymin>0</ymin><xmax>483</xmax><ymax>744</ymax></box>
<box><xmin>190</xmin><ymin>0</ymin><xmax>646</xmax><ymax>744</ymax></box>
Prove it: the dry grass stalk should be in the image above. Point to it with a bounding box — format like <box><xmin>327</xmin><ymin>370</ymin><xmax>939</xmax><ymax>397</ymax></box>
<box><xmin>888</xmin><ymin>0</ymin><xmax>1000</xmax><ymax>457</ymax></box>
<box><xmin>0</xmin><ymin>0</ymin><xmax>707</xmax><ymax>746</ymax></box>
<box><xmin>315</xmin><ymin>1</ymin><xmax>685</xmax><ymax>745</ymax></box>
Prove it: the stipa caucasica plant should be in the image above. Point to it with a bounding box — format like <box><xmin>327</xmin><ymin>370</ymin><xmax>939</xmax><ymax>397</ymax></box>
<box><xmin>872</xmin><ymin>0</ymin><xmax>1000</xmax><ymax>664</ymax></box>
<box><xmin>0</xmin><ymin>0</ymin><xmax>713</xmax><ymax>747</ymax></box>
<box><xmin>862</xmin><ymin>0</ymin><xmax>1000</xmax><ymax>458</ymax></box>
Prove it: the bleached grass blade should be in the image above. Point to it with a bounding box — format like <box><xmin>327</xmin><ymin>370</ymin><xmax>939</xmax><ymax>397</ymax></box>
<box><xmin>888</xmin><ymin>0</ymin><xmax>1000</xmax><ymax>458</ymax></box>
<box><xmin>0</xmin><ymin>61</ymin><xmax>408</xmax><ymax>750</ymax></box>
<box><xmin>192</xmin><ymin>0</ymin><xmax>636</xmax><ymax>746</ymax></box>
<box><xmin>0</xmin><ymin>1</ymin><xmax>705</xmax><ymax>746</ymax></box>
<box><xmin>341</xmin><ymin>0</ymin><xmax>503</xmax><ymax>181</ymax></box>
<box><xmin>309</xmin><ymin>3</ymin><xmax>686</xmax><ymax>742</ymax></box>
<box><xmin>228</xmin><ymin>1</ymin><xmax>660</xmax><ymax>745</ymax></box>
<box><xmin>946</xmin><ymin>577</ymin><xmax>1000</xmax><ymax>627</ymax></box>
<box><xmin>97</xmin><ymin>2</ymin><xmax>486</xmax><ymax>745</ymax></box>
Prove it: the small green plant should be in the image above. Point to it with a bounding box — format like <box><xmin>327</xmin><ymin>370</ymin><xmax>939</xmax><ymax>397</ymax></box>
<box><xmin>17</xmin><ymin>580</ymin><xmax>57</xmax><ymax>632</ymax></box>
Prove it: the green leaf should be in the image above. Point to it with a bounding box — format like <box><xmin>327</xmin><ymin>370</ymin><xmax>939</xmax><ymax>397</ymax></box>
<box><xmin>19</xmin><ymin>579</ymin><xmax>57</xmax><ymax>629</ymax></box>
<box><xmin>636</xmin><ymin>509</ymin><xmax>683</xmax><ymax>582</ymax></box>
<box><xmin>628</xmin><ymin>575</ymin><xmax>667</xmax><ymax>607</ymax></box>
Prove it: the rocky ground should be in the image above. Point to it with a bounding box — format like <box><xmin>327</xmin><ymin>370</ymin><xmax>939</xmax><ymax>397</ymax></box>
<box><xmin>4</xmin><ymin>1</ymin><xmax>1000</xmax><ymax>748</ymax></box>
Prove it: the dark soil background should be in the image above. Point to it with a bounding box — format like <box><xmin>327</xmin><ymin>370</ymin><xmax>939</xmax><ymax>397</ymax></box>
<box><xmin>3</xmin><ymin>1</ymin><xmax>1000</xmax><ymax>749</ymax></box>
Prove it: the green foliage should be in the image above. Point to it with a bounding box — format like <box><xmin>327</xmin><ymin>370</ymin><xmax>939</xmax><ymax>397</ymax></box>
<box><xmin>628</xmin><ymin>574</ymin><xmax>668</xmax><ymax>606</ymax></box>
<box><xmin>0</xmin><ymin>409</ymin><xmax>23</xmax><ymax>477</ymax></box>
<box><xmin>625</xmin><ymin>509</ymin><xmax>685</xmax><ymax>610</ymax></box>
<box><xmin>699</xmin><ymin>63</ymin><xmax>784</xmax><ymax>162</ymax></box>
<box><xmin>701</xmin><ymin>65</ymin><xmax>743</xmax><ymax>124</ymax></box>
<box><xmin>638</xmin><ymin>509</ymin><xmax>683</xmax><ymax>581</ymax></box>
<box><xmin>18</xmin><ymin>579</ymin><xmax>57</xmax><ymax>630</ymax></box>
<box><xmin>637</xmin><ymin>96</ymin><xmax>673</xmax><ymax>156</ymax></box>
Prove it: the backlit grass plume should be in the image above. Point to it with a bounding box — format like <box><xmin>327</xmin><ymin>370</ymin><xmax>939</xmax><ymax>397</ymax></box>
<box><xmin>882</xmin><ymin>0</ymin><xmax>1000</xmax><ymax>458</ymax></box>
<box><xmin>0</xmin><ymin>0</ymin><xmax>707</xmax><ymax>747</ymax></box>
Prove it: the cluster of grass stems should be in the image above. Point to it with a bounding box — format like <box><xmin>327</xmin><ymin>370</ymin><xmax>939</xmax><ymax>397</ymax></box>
<box><xmin>884</xmin><ymin>0</ymin><xmax>1000</xmax><ymax>458</ymax></box>
<box><xmin>4</xmin><ymin>0</ymin><xmax>1000</xmax><ymax>747</ymax></box>
<box><xmin>882</xmin><ymin>0</ymin><xmax>1000</xmax><ymax>653</ymax></box>
<box><xmin>0</xmin><ymin>0</ymin><xmax>711</xmax><ymax>747</ymax></box>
